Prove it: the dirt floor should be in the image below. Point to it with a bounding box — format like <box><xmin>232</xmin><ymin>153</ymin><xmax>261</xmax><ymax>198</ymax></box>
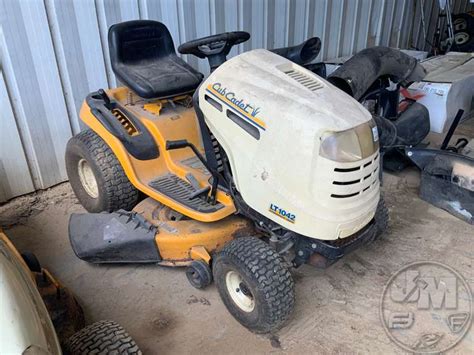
<box><xmin>1</xmin><ymin>169</ymin><xmax>472</xmax><ymax>354</ymax></box>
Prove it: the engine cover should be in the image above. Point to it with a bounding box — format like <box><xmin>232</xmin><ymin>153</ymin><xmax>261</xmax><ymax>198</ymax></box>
<box><xmin>199</xmin><ymin>49</ymin><xmax>380</xmax><ymax>240</ymax></box>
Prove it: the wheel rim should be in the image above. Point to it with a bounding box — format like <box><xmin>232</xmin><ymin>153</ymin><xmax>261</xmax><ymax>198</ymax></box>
<box><xmin>453</xmin><ymin>18</ymin><xmax>467</xmax><ymax>31</ymax></box>
<box><xmin>225</xmin><ymin>270</ymin><xmax>255</xmax><ymax>312</ymax></box>
<box><xmin>77</xmin><ymin>158</ymin><xmax>99</xmax><ymax>198</ymax></box>
<box><xmin>187</xmin><ymin>269</ymin><xmax>201</xmax><ymax>285</ymax></box>
<box><xmin>455</xmin><ymin>32</ymin><xmax>469</xmax><ymax>45</ymax></box>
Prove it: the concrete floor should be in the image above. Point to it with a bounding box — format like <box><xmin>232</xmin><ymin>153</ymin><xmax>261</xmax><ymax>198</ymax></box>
<box><xmin>1</xmin><ymin>169</ymin><xmax>472</xmax><ymax>354</ymax></box>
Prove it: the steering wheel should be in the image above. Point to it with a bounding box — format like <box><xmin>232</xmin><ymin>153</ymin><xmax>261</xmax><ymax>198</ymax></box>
<box><xmin>178</xmin><ymin>31</ymin><xmax>250</xmax><ymax>70</ymax></box>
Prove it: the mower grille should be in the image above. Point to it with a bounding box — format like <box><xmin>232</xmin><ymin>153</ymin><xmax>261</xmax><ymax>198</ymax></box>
<box><xmin>330</xmin><ymin>154</ymin><xmax>380</xmax><ymax>200</ymax></box>
<box><xmin>149</xmin><ymin>173</ymin><xmax>224</xmax><ymax>213</ymax></box>
<box><xmin>112</xmin><ymin>108</ymin><xmax>138</xmax><ymax>136</ymax></box>
<box><xmin>284</xmin><ymin>69</ymin><xmax>323</xmax><ymax>91</ymax></box>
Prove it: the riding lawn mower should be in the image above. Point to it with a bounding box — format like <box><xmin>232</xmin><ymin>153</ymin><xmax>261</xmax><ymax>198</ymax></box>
<box><xmin>65</xmin><ymin>20</ymin><xmax>398</xmax><ymax>333</ymax></box>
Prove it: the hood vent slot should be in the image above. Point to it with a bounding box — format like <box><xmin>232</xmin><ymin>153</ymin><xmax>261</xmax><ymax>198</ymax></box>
<box><xmin>284</xmin><ymin>69</ymin><xmax>323</xmax><ymax>91</ymax></box>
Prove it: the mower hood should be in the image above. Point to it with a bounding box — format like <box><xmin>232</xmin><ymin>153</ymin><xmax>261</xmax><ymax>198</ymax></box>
<box><xmin>203</xmin><ymin>49</ymin><xmax>371</xmax><ymax>133</ymax></box>
<box><xmin>199</xmin><ymin>49</ymin><xmax>379</xmax><ymax>240</ymax></box>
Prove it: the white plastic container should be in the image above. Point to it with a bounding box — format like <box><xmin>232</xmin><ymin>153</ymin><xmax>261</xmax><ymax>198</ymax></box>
<box><xmin>407</xmin><ymin>52</ymin><xmax>474</xmax><ymax>134</ymax></box>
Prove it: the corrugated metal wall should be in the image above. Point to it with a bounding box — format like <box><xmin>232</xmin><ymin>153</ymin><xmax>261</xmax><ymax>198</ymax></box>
<box><xmin>0</xmin><ymin>0</ymin><xmax>472</xmax><ymax>202</ymax></box>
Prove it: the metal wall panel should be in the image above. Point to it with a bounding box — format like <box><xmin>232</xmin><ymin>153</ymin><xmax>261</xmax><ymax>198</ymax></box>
<box><xmin>0</xmin><ymin>69</ymin><xmax>35</xmax><ymax>201</ymax></box>
<box><xmin>0</xmin><ymin>0</ymin><xmax>472</xmax><ymax>201</ymax></box>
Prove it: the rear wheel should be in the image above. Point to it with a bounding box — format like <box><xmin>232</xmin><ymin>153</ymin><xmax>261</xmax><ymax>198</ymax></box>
<box><xmin>65</xmin><ymin>320</ymin><xmax>141</xmax><ymax>355</ymax></box>
<box><xmin>213</xmin><ymin>237</ymin><xmax>295</xmax><ymax>333</ymax></box>
<box><xmin>65</xmin><ymin>129</ymin><xmax>139</xmax><ymax>212</ymax></box>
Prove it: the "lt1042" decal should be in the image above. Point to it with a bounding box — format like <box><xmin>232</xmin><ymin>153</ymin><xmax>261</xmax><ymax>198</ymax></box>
<box><xmin>269</xmin><ymin>203</ymin><xmax>296</xmax><ymax>223</ymax></box>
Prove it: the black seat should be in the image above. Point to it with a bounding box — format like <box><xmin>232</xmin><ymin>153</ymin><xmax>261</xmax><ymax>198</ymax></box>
<box><xmin>108</xmin><ymin>20</ymin><xmax>203</xmax><ymax>99</ymax></box>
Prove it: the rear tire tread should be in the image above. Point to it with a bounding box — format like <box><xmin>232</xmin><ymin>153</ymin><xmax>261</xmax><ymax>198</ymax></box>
<box><xmin>66</xmin><ymin>129</ymin><xmax>139</xmax><ymax>212</ymax></box>
<box><xmin>65</xmin><ymin>320</ymin><xmax>141</xmax><ymax>355</ymax></box>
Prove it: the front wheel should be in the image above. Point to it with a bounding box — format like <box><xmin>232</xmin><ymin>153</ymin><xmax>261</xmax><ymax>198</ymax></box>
<box><xmin>213</xmin><ymin>237</ymin><xmax>295</xmax><ymax>333</ymax></box>
<box><xmin>373</xmin><ymin>196</ymin><xmax>389</xmax><ymax>239</ymax></box>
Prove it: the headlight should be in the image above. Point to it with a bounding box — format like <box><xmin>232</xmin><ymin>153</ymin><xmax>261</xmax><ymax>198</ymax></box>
<box><xmin>319</xmin><ymin>120</ymin><xmax>379</xmax><ymax>162</ymax></box>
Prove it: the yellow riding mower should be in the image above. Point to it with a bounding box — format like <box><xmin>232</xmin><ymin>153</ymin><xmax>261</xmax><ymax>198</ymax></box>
<box><xmin>66</xmin><ymin>20</ymin><xmax>388</xmax><ymax>333</ymax></box>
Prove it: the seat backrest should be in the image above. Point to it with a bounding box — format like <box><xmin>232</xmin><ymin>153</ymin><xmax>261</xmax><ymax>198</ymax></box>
<box><xmin>108</xmin><ymin>20</ymin><xmax>176</xmax><ymax>66</ymax></box>
<box><xmin>107</xmin><ymin>20</ymin><xmax>203</xmax><ymax>99</ymax></box>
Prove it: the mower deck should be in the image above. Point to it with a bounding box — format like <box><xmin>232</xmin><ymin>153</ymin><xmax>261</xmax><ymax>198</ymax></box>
<box><xmin>69</xmin><ymin>198</ymin><xmax>253</xmax><ymax>266</ymax></box>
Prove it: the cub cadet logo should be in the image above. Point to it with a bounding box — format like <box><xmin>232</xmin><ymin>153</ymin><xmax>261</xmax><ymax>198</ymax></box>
<box><xmin>206</xmin><ymin>83</ymin><xmax>266</xmax><ymax>131</ymax></box>
<box><xmin>212</xmin><ymin>82</ymin><xmax>261</xmax><ymax>117</ymax></box>
<box><xmin>269</xmin><ymin>203</ymin><xmax>295</xmax><ymax>223</ymax></box>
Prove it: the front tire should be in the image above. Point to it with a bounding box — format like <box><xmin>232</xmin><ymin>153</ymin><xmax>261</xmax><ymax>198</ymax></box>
<box><xmin>65</xmin><ymin>129</ymin><xmax>139</xmax><ymax>212</ymax></box>
<box><xmin>213</xmin><ymin>237</ymin><xmax>295</xmax><ymax>333</ymax></box>
<box><xmin>374</xmin><ymin>196</ymin><xmax>389</xmax><ymax>239</ymax></box>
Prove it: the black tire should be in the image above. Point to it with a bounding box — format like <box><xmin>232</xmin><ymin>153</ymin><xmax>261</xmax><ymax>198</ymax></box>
<box><xmin>374</xmin><ymin>196</ymin><xmax>389</xmax><ymax>238</ymax></box>
<box><xmin>213</xmin><ymin>237</ymin><xmax>295</xmax><ymax>333</ymax></box>
<box><xmin>452</xmin><ymin>13</ymin><xmax>472</xmax><ymax>33</ymax></box>
<box><xmin>65</xmin><ymin>320</ymin><xmax>141</xmax><ymax>355</ymax></box>
<box><xmin>186</xmin><ymin>260</ymin><xmax>213</xmax><ymax>289</ymax></box>
<box><xmin>65</xmin><ymin>129</ymin><xmax>139</xmax><ymax>212</ymax></box>
<box><xmin>453</xmin><ymin>32</ymin><xmax>474</xmax><ymax>52</ymax></box>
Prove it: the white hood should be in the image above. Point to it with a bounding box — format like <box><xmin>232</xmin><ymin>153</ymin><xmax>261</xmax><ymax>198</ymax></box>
<box><xmin>207</xmin><ymin>49</ymin><xmax>372</xmax><ymax>133</ymax></box>
<box><xmin>199</xmin><ymin>49</ymin><xmax>379</xmax><ymax>240</ymax></box>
